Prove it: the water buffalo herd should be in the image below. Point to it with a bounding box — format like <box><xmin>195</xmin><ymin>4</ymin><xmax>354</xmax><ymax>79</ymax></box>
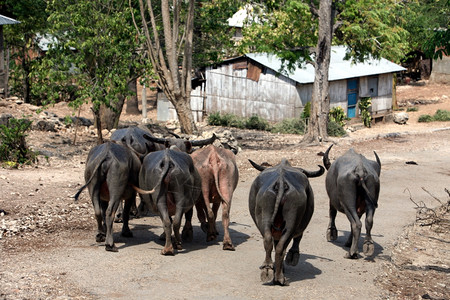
<box><xmin>75</xmin><ymin>126</ymin><xmax>381</xmax><ymax>286</ymax></box>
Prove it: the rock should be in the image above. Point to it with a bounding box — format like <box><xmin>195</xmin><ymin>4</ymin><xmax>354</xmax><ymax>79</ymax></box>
<box><xmin>394</xmin><ymin>112</ymin><xmax>409</xmax><ymax>124</ymax></box>
<box><xmin>35</xmin><ymin>120</ymin><xmax>57</xmax><ymax>132</ymax></box>
<box><xmin>0</xmin><ymin>113</ymin><xmax>13</xmax><ymax>126</ymax></box>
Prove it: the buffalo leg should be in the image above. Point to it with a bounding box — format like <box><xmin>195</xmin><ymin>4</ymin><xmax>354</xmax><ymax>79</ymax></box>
<box><xmin>286</xmin><ymin>235</ymin><xmax>302</xmax><ymax>266</ymax></box>
<box><xmin>172</xmin><ymin>208</ymin><xmax>184</xmax><ymax>251</ymax></box>
<box><xmin>195</xmin><ymin>197</ymin><xmax>208</xmax><ymax>234</ymax></box>
<box><xmin>344</xmin><ymin>209</ymin><xmax>362</xmax><ymax>259</ymax></box>
<box><xmin>260</xmin><ymin>228</ymin><xmax>274</xmax><ymax>283</ymax></box>
<box><xmin>104</xmin><ymin>198</ymin><xmax>120</xmax><ymax>252</ymax></box>
<box><xmin>114</xmin><ymin>200</ymin><xmax>124</xmax><ymax>223</ymax></box>
<box><xmin>326</xmin><ymin>205</ymin><xmax>338</xmax><ymax>242</ymax></box>
<box><xmin>363</xmin><ymin>206</ymin><xmax>375</xmax><ymax>256</ymax></box>
<box><xmin>121</xmin><ymin>195</ymin><xmax>134</xmax><ymax>238</ymax></box>
<box><xmin>91</xmin><ymin>188</ymin><xmax>106</xmax><ymax>243</ymax></box>
<box><xmin>221</xmin><ymin>200</ymin><xmax>234</xmax><ymax>251</ymax></box>
<box><xmin>273</xmin><ymin>235</ymin><xmax>291</xmax><ymax>286</ymax></box>
<box><xmin>181</xmin><ymin>208</ymin><xmax>194</xmax><ymax>242</ymax></box>
<box><xmin>157</xmin><ymin>198</ymin><xmax>174</xmax><ymax>255</ymax></box>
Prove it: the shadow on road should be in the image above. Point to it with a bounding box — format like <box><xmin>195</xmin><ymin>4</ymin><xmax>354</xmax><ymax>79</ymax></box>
<box><xmin>328</xmin><ymin>230</ymin><xmax>385</xmax><ymax>260</ymax></box>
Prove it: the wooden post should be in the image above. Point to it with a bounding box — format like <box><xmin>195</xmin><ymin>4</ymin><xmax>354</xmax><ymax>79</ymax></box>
<box><xmin>142</xmin><ymin>83</ymin><xmax>147</xmax><ymax>123</ymax></box>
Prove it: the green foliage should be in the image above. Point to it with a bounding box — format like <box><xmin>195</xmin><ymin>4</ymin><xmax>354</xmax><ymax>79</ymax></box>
<box><xmin>245</xmin><ymin>115</ymin><xmax>270</xmax><ymax>131</ymax></box>
<box><xmin>417</xmin><ymin>110</ymin><xmax>450</xmax><ymax>123</ymax></box>
<box><xmin>418</xmin><ymin>114</ymin><xmax>433</xmax><ymax>123</ymax></box>
<box><xmin>433</xmin><ymin>109</ymin><xmax>450</xmax><ymax>121</ymax></box>
<box><xmin>0</xmin><ymin>118</ymin><xmax>38</xmax><ymax>167</ymax></box>
<box><xmin>327</xmin><ymin>120</ymin><xmax>347</xmax><ymax>137</ymax></box>
<box><xmin>207</xmin><ymin>112</ymin><xmax>244</xmax><ymax>128</ymax></box>
<box><xmin>328</xmin><ymin>106</ymin><xmax>346</xmax><ymax>127</ymax></box>
<box><xmin>406</xmin><ymin>107</ymin><xmax>418</xmax><ymax>112</ymax></box>
<box><xmin>31</xmin><ymin>0</ymin><xmax>148</xmax><ymax>115</ymax></box>
<box><xmin>358</xmin><ymin>97</ymin><xmax>372</xmax><ymax>128</ymax></box>
<box><xmin>301</xmin><ymin>102</ymin><xmax>311</xmax><ymax>120</ymax></box>
<box><xmin>271</xmin><ymin>118</ymin><xmax>306</xmax><ymax>134</ymax></box>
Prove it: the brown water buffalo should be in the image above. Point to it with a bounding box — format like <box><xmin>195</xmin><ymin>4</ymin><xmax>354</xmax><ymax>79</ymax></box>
<box><xmin>323</xmin><ymin>144</ymin><xmax>381</xmax><ymax>259</ymax></box>
<box><xmin>248</xmin><ymin>159</ymin><xmax>324</xmax><ymax>286</ymax></box>
<box><xmin>74</xmin><ymin>142</ymin><xmax>141</xmax><ymax>252</ymax></box>
<box><xmin>190</xmin><ymin>145</ymin><xmax>239</xmax><ymax>250</ymax></box>
<box><xmin>138</xmin><ymin>148</ymin><xmax>202</xmax><ymax>255</ymax></box>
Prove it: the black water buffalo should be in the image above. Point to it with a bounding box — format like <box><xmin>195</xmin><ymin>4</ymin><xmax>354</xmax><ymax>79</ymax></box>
<box><xmin>191</xmin><ymin>145</ymin><xmax>239</xmax><ymax>250</ymax></box>
<box><xmin>323</xmin><ymin>144</ymin><xmax>381</xmax><ymax>259</ymax></box>
<box><xmin>143</xmin><ymin>133</ymin><xmax>217</xmax><ymax>154</ymax></box>
<box><xmin>74</xmin><ymin>142</ymin><xmax>141</xmax><ymax>252</ymax></box>
<box><xmin>110</xmin><ymin>126</ymin><xmax>159</xmax><ymax>157</ymax></box>
<box><xmin>248</xmin><ymin>159</ymin><xmax>324</xmax><ymax>286</ymax></box>
<box><xmin>138</xmin><ymin>148</ymin><xmax>202</xmax><ymax>255</ymax></box>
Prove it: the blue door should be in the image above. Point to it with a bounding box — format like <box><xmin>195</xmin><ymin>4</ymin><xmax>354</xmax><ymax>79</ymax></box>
<box><xmin>347</xmin><ymin>79</ymin><xmax>358</xmax><ymax>118</ymax></box>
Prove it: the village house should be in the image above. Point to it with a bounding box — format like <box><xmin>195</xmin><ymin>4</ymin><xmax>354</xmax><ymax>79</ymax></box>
<box><xmin>157</xmin><ymin>46</ymin><xmax>406</xmax><ymax>123</ymax></box>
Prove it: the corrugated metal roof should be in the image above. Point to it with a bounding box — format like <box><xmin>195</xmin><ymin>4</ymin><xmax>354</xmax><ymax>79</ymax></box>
<box><xmin>246</xmin><ymin>46</ymin><xmax>406</xmax><ymax>84</ymax></box>
<box><xmin>0</xmin><ymin>14</ymin><xmax>20</xmax><ymax>25</ymax></box>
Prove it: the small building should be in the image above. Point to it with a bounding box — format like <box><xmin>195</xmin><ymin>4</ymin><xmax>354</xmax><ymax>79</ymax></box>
<box><xmin>0</xmin><ymin>14</ymin><xmax>20</xmax><ymax>97</ymax></box>
<box><xmin>158</xmin><ymin>46</ymin><xmax>405</xmax><ymax>123</ymax></box>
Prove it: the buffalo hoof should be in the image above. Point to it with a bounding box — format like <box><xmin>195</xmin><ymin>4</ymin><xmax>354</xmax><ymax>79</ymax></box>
<box><xmin>181</xmin><ymin>227</ymin><xmax>193</xmax><ymax>243</ymax></box>
<box><xmin>121</xmin><ymin>229</ymin><xmax>133</xmax><ymax>238</ymax></box>
<box><xmin>344</xmin><ymin>252</ymin><xmax>359</xmax><ymax>259</ymax></box>
<box><xmin>223</xmin><ymin>242</ymin><xmax>235</xmax><ymax>251</ymax></box>
<box><xmin>326</xmin><ymin>227</ymin><xmax>338</xmax><ymax>242</ymax></box>
<box><xmin>95</xmin><ymin>233</ymin><xmax>106</xmax><ymax>243</ymax></box>
<box><xmin>285</xmin><ymin>250</ymin><xmax>299</xmax><ymax>266</ymax></box>
<box><xmin>260</xmin><ymin>266</ymin><xmax>274</xmax><ymax>283</ymax></box>
<box><xmin>206</xmin><ymin>233</ymin><xmax>217</xmax><ymax>242</ymax></box>
<box><xmin>273</xmin><ymin>278</ymin><xmax>289</xmax><ymax>286</ymax></box>
<box><xmin>200</xmin><ymin>222</ymin><xmax>208</xmax><ymax>233</ymax></box>
<box><xmin>173</xmin><ymin>241</ymin><xmax>183</xmax><ymax>251</ymax></box>
<box><xmin>114</xmin><ymin>213</ymin><xmax>123</xmax><ymax>223</ymax></box>
<box><xmin>105</xmin><ymin>244</ymin><xmax>118</xmax><ymax>252</ymax></box>
<box><xmin>363</xmin><ymin>240</ymin><xmax>374</xmax><ymax>256</ymax></box>
<box><xmin>161</xmin><ymin>247</ymin><xmax>175</xmax><ymax>256</ymax></box>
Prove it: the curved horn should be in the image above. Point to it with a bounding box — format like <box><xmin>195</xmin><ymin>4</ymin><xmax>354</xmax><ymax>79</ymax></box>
<box><xmin>323</xmin><ymin>144</ymin><xmax>333</xmax><ymax>170</ymax></box>
<box><xmin>301</xmin><ymin>165</ymin><xmax>325</xmax><ymax>178</ymax></box>
<box><xmin>168</xmin><ymin>131</ymin><xmax>181</xmax><ymax>139</ymax></box>
<box><xmin>143</xmin><ymin>133</ymin><xmax>167</xmax><ymax>145</ymax></box>
<box><xmin>374</xmin><ymin>151</ymin><xmax>381</xmax><ymax>168</ymax></box>
<box><xmin>248</xmin><ymin>159</ymin><xmax>266</xmax><ymax>172</ymax></box>
<box><xmin>190</xmin><ymin>133</ymin><xmax>217</xmax><ymax>147</ymax></box>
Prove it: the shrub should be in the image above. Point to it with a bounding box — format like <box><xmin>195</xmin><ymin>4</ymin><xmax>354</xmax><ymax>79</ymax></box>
<box><xmin>327</xmin><ymin>120</ymin><xmax>346</xmax><ymax>137</ymax></box>
<box><xmin>358</xmin><ymin>97</ymin><xmax>372</xmax><ymax>128</ymax></box>
<box><xmin>271</xmin><ymin>118</ymin><xmax>306</xmax><ymax>134</ymax></box>
<box><xmin>245</xmin><ymin>115</ymin><xmax>270</xmax><ymax>131</ymax></box>
<box><xmin>433</xmin><ymin>109</ymin><xmax>450</xmax><ymax>121</ymax></box>
<box><xmin>418</xmin><ymin>114</ymin><xmax>433</xmax><ymax>123</ymax></box>
<box><xmin>0</xmin><ymin>118</ymin><xmax>38</xmax><ymax>167</ymax></box>
<box><xmin>406</xmin><ymin>107</ymin><xmax>418</xmax><ymax>112</ymax></box>
<box><xmin>329</xmin><ymin>106</ymin><xmax>346</xmax><ymax>126</ymax></box>
<box><xmin>301</xmin><ymin>101</ymin><xmax>311</xmax><ymax>120</ymax></box>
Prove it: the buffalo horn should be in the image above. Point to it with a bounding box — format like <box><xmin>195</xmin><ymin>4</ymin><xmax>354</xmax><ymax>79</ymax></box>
<box><xmin>248</xmin><ymin>159</ymin><xmax>266</xmax><ymax>172</ymax></box>
<box><xmin>374</xmin><ymin>151</ymin><xmax>381</xmax><ymax>168</ymax></box>
<box><xmin>190</xmin><ymin>133</ymin><xmax>217</xmax><ymax>147</ymax></box>
<box><xmin>323</xmin><ymin>144</ymin><xmax>334</xmax><ymax>170</ymax></box>
<box><xmin>301</xmin><ymin>165</ymin><xmax>325</xmax><ymax>178</ymax></box>
<box><xmin>143</xmin><ymin>133</ymin><xmax>167</xmax><ymax>144</ymax></box>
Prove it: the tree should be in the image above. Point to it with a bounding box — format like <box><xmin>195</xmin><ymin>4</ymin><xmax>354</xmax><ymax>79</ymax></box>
<box><xmin>38</xmin><ymin>0</ymin><xmax>147</xmax><ymax>143</ymax></box>
<box><xmin>133</xmin><ymin>0</ymin><xmax>240</xmax><ymax>134</ymax></box>
<box><xmin>1</xmin><ymin>0</ymin><xmax>48</xmax><ymax>103</ymax></box>
<box><xmin>398</xmin><ymin>0</ymin><xmax>449</xmax><ymax>60</ymax></box>
<box><xmin>240</xmin><ymin>0</ymin><xmax>409</xmax><ymax>143</ymax></box>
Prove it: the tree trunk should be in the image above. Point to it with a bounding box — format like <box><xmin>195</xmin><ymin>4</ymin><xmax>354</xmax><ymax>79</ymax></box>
<box><xmin>172</xmin><ymin>94</ymin><xmax>197</xmax><ymax>134</ymax></box>
<box><xmin>21</xmin><ymin>47</ymin><xmax>31</xmax><ymax>104</ymax></box>
<box><xmin>303</xmin><ymin>0</ymin><xmax>333</xmax><ymax>144</ymax></box>
<box><xmin>100</xmin><ymin>95</ymin><xmax>125</xmax><ymax>130</ymax></box>
<box><xmin>126</xmin><ymin>78</ymin><xmax>140</xmax><ymax>115</ymax></box>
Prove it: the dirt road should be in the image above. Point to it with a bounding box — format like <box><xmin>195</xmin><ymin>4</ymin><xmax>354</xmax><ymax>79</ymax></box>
<box><xmin>2</xmin><ymin>128</ymin><xmax>449</xmax><ymax>299</ymax></box>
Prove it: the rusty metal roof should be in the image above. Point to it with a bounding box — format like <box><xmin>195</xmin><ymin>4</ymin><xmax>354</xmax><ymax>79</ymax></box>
<box><xmin>246</xmin><ymin>46</ymin><xmax>406</xmax><ymax>84</ymax></box>
<box><xmin>0</xmin><ymin>14</ymin><xmax>20</xmax><ymax>25</ymax></box>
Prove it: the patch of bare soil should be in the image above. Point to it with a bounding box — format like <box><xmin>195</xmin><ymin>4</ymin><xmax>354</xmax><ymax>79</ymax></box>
<box><xmin>376</xmin><ymin>191</ymin><xmax>450</xmax><ymax>300</ymax></box>
<box><xmin>0</xmin><ymin>81</ymin><xmax>449</xmax><ymax>299</ymax></box>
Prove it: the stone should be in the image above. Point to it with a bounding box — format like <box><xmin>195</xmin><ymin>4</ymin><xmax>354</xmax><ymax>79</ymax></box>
<box><xmin>394</xmin><ymin>112</ymin><xmax>409</xmax><ymax>125</ymax></box>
